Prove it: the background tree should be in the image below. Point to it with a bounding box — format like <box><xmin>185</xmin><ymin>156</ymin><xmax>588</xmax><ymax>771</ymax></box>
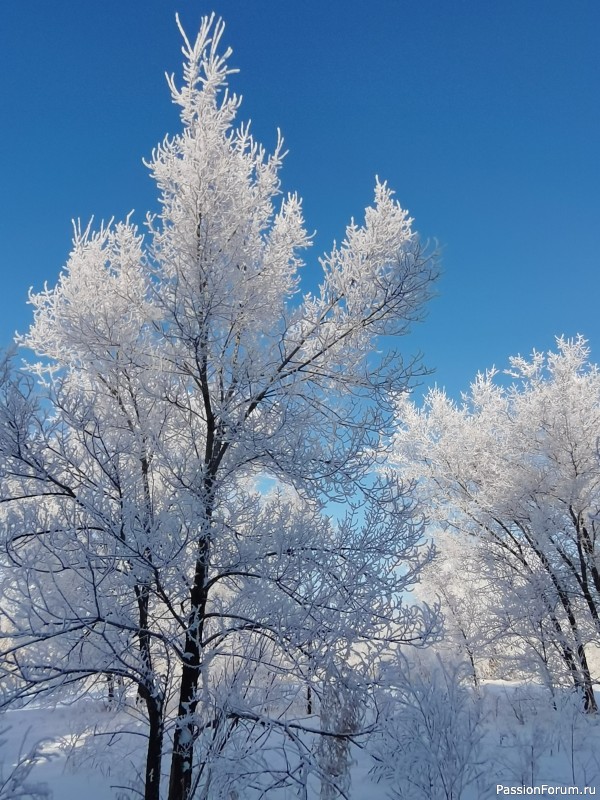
<box><xmin>0</xmin><ymin>14</ymin><xmax>438</xmax><ymax>800</ymax></box>
<box><xmin>391</xmin><ymin>337</ymin><xmax>600</xmax><ymax>710</ymax></box>
<box><xmin>416</xmin><ymin>530</ymin><xmax>494</xmax><ymax>687</ymax></box>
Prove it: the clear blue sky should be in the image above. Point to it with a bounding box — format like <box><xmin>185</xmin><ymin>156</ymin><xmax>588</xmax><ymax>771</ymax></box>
<box><xmin>1</xmin><ymin>1</ymin><xmax>598</xmax><ymax>399</ymax></box>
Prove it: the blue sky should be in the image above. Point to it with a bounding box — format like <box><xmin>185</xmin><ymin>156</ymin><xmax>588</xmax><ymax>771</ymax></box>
<box><xmin>1</xmin><ymin>1</ymin><xmax>598</xmax><ymax>400</ymax></box>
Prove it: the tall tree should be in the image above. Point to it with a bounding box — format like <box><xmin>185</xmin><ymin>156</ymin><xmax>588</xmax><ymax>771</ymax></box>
<box><xmin>1</xmin><ymin>14</ymin><xmax>438</xmax><ymax>799</ymax></box>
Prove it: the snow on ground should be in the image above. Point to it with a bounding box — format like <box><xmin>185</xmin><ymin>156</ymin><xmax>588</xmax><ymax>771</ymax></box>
<box><xmin>1</xmin><ymin>705</ymin><xmax>110</xmax><ymax>799</ymax></box>
<box><xmin>471</xmin><ymin>682</ymin><xmax>600</xmax><ymax>797</ymax></box>
<box><xmin>1</xmin><ymin>683</ymin><xmax>599</xmax><ymax>799</ymax></box>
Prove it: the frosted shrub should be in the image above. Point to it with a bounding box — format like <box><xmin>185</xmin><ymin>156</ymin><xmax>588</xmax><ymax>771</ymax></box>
<box><xmin>371</xmin><ymin>652</ymin><xmax>485</xmax><ymax>800</ymax></box>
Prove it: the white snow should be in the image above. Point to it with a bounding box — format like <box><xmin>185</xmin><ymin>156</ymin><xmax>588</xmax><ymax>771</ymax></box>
<box><xmin>1</xmin><ymin>682</ymin><xmax>599</xmax><ymax>799</ymax></box>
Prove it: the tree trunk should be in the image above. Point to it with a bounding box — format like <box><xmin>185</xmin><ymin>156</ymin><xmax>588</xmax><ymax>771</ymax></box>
<box><xmin>143</xmin><ymin>695</ymin><xmax>164</xmax><ymax>800</ymax></box>
<box><xmin>134</xmin><ymin>580</ymin><xmax>168</xmax><ymax>798</ymax></box>
<box><xmin>167</xmin><ymin>536</ymin><xmax>211</xmax><ymax>800</ymax></box>
<box><xmin>577</xmin><ymin>643</ymin><xmax>597</xmax><ymax>713</ymax></box>
<box><xmin>167</xmin><ymin>659</ymin><xmax>201</xmax><ymax>800</ymax></box>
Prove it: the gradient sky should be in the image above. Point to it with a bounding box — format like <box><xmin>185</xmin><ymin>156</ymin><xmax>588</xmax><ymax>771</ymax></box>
<box><xmin>1</xmin><ymin>1</ymin><xmax>598</xmax><ymax>400</ymax></box>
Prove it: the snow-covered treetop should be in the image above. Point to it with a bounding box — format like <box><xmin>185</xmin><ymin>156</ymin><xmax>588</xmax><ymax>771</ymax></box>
<box><xmin>23</xmin><ymin>15</ymin><xmax>434</xmax><ymax>398</ymax></box>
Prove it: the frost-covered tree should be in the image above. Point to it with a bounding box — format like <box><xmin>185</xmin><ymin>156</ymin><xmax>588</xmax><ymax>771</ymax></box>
<box><xmin>418</xmin><ymin>528</ymin><xmax>561</xmax><ymax>687</ymax></box>
<box><xmin>417</xmin><ymin>530</ymin><xmax>495</xmax><ymax>686</ymax></box>
<box><xmin>392</xmin><ymin>337</ymin><xmax>600</xmax><ymax>710</ymax></box>
<box><xmin>0</xmin><ymin>14</ymin><xmax>438</xmax><ymax>800</ymax></box>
